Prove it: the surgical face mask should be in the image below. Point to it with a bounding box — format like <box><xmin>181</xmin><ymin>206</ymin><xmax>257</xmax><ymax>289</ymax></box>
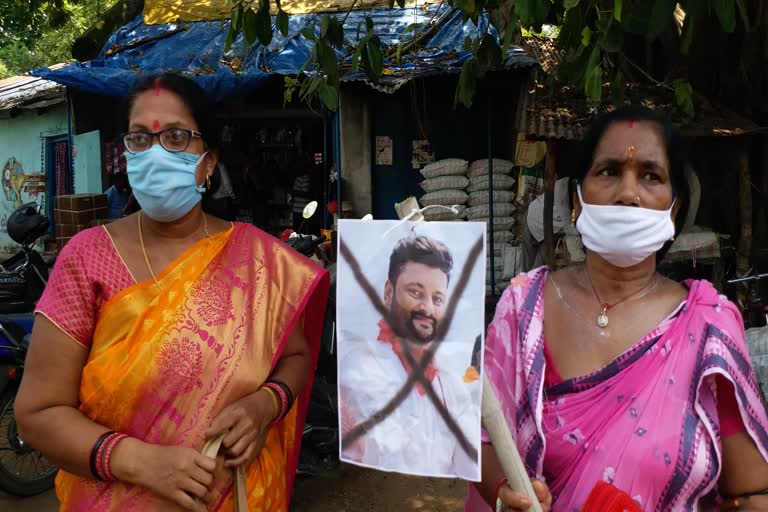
<box><xmin>126</xmin><ymin>145</ymin><xmax>208</xmax><ymax>223</ymax></box>
<box><xmin>576</xmin><ymin>185</ymin><xmax>676</xmax><ymax>268</ymax></box>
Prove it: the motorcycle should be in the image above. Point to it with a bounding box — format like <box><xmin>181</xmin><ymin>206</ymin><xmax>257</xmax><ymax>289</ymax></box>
<box><xmin>282</xmin><ymin>202</ymin><xmax>340</xmax><ymax>475</ymax></box>
<box><xmin>0</xmin><ymin>202</ymin><xmax>58</xmax><ymax>496</ymax></box>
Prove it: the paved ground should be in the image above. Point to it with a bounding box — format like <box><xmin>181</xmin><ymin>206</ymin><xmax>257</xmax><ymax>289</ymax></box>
<box><xmin>0</xmin><ymin>465</ymin><xmax>467</xmax><ymax>511</ymax></box>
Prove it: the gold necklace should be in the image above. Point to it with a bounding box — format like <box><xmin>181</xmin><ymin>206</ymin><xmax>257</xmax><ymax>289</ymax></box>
<box><xmin>138</xmin><ymin>211</ymin><xmax>210</xmax><ymax>286</ymax></box>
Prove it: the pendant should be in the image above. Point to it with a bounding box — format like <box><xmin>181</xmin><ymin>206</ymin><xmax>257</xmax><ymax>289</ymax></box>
<box><xmin>597</xmin><ymin>306</ymin><xmax>609</xmax><ymax>328</ymax></box>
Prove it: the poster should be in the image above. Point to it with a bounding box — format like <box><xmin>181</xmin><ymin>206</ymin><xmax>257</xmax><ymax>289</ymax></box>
<box><xmin>337</xmin><ymin>219</ymin><xmax>486</xmax><ymax>481</ymax></box>
<box><xmin>411</xmin><ymin>139</ymin><xmax>434</xmax><ymax>169</ymax></box>
<box><xmin>375</xmin><ymin>136</ymin><xmax>393</xmax><ymax>166</ymax></box>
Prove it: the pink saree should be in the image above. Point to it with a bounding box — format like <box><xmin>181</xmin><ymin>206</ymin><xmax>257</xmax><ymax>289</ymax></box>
<box><xmin>466</xmin><ymin>267</ymin><xmax>768</xmax><ymax>511</ymax></box>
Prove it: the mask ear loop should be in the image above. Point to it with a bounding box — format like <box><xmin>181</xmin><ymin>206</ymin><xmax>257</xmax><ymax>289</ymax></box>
<box><xmin>381</xmin><ymin>204</ymin><xmax>461</xmax><ymax>239</ymax></box>
<box><xmin>195</xmin><ymin>152</ymin><xmax>210</xmax><ymax>193</ymax></box>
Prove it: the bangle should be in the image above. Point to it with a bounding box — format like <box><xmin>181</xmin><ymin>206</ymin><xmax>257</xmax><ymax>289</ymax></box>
<box><xmin>101</xmin><ymin>433</ymin><xmax>129</xmax><ymax>482</ymax></box>
<box><xmin>260</xmin><ymin>386</ymin><xmax>281</xmax><ymax>421</ymax></box>
<box><xmin>493</xmin><ymin>476</ymin><xmax>509</xmax><ymax>502</ymax></box>
<box><xmin>266</xmin><ymin>378</ymin><xmax>295</xmax><ymax>415</ymax></box>
<box><xmin>263</xmin><ymin>382</ymin><xmax>288</xmax><ymax>421</ymax></box>
<box><xmin>90</xmin><ymin>431</ymin><xmax>115</xmax><ymax>481</ymax></box>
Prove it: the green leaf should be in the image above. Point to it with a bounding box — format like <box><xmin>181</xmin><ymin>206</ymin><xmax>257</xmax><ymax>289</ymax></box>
<box><xmin>712</xmin><ymin>0</ymin><xmax>736</xmax><ymax>33</ymax></box>
<box><xmin>365</xmin><ymin>36</ymin><xmax>384</xmax><ymax>82</ymax></box>
<box><xmin>673</xmin><ymin>79</ymin><xmax>694</xmax><ymax>117</ymax></box>
<box><xmin>599</xmin><ymin>21</ymin><xmax>623</xmax><ymax>53</ymax></box>
<box><xmin>350</xmin><ymin>40</ymin><xmax>365</xmax><ymax>72</ymax></box>
<box><xmin>454</xmin><ymin>59</ymin><xmax>477</xmax><ymax>108</ymax></box>
<box><xmin>564</xmin><ymin>0</ymin><xmax>580</xmax><ymax>9</ymax></box>
<box><xmin>255</xmin><ymin>8</ymin><xmax>273</xmax><ymax>46</ymax></box>
<box><xmin>243</xmin><ymin>8</ymin><xmax>259</xmax><ymax>45</ymax></box>
<box><xmin>300</xmin><ymin>76</ymin><xmax>322</xmax><ymax>100</ymax></box>
<box><xmin>614</xmin><ymin>0</ymin><xmax>622</xmax><ymax>22</ymax></box>
<box><xmin>680</xmin><ymin>12</ymin><xmax>694</xmax><ymax>55</ymax></box>
<box><xmin>316</xmin><ymin>41</ymin><xmax>338</xmax><ymax>83</ymax></box>
<box><xmin>396</xmin><ymin>0</ymin><xmax>405</xmax><ymax>7</ymax></box>
<box><xmin>318</xmin><ymin>81</ymin><xmax>339</xmax><ymax>110</ymax></box>
<box><xmin>476</xmin><ymin>34</ymin><xmax>502</xmax><ymax>72</ymax></box>
<box><xmin>647</xmin><ymin>0</ymin><xmax>677</xmax><ymax>38</ymax></box>
<box><xmin>463</xmin><ymin>36</ymin><xmax>473</xmax><ymax>51</ymax></box>
<box><xmin>277</xmin><ymin>10</ymin><xmax>289</xmax><ymax>37</ymax></box>
<box><xmin>585</xmin><ymin>63</ymin><xmax>602</xmax><ymax>103</ymax></box>
<box><xmin>259</xmin><ymin>0</ymin><xmax>270</xmax><ymax>11</ymax></box>
<box><xmin>581</xmin><ymin>26</ymin><xmax>591</xmax><ymax>47</ymax></box>
<box><xmin>403</xmin><ymin>23</ymin><xmax>422</xmax><ymax>34</ymax></box>
<box><xmin>231</xmin><ymin>5</ymin><xmax>243</xmax><ymax>33</ymax></box>
<box><xmin>328</xmin><ymin>17</ymin><xmax>345</xmax><ymax>49</ymax></box>
<box><xmin>736</xmin><ymin>0</ymin><xmax>749</xmax><ymax>31</ymax></box>
<box><xmin>365</xmin><ymin>16</ymin><xmax>374</xmax><ymax>32</ymax></box>
<box><xmin>501</xmin><ymin>16</ymin><xmax>518</xmax><ymax>54</ymax></box>
<box><xmin>321</xmin><ymin>14</ymin><xmax>330</xmax><ymax>38</ymax></box>
<box><xmin>301</xmin><ymin>27</ymin><xmax>317</xmax><ymax>41</ymax></box>
<box><xmin>225</xmin><ymin>24</ymin><xmax>236</xmax><ymax>51</ymax></box>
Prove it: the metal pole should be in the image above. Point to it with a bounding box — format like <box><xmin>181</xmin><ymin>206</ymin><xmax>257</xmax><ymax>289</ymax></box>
<box><xmin>323</xmin><ymin>113</ymin><xmax>329</xmax><ymax>229</ymax></box>
<box><xmin>334</xmin><ymin>109</ymin><xmax>342</xmax><ymax>225</ymax></box>
<box><xmin>488</xmin><ymin>95</ymin><xmax>495</xmax><ymax>293</ymax></box>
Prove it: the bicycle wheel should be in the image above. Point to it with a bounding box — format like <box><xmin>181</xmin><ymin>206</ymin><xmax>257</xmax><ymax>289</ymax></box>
<box><xmin>0</xmin><ymin>388</ymin><xmax>57</xmax><ymax>496</ymax></box>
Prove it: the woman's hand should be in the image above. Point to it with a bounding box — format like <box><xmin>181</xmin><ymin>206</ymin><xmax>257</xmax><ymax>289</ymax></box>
<box><xmin>498</xmin><ymin>479</ymin><xmax>553</xmax><ymax>511</ymax></box>
<box><xmin>112</xmin><ymin>438</ymin><xmax>216</xmax><ymax>512</ymax></box>
<box><xmin>204</xmin><ymin>390</ymin><xmax>276</xmax><ymax>468</ymax></box>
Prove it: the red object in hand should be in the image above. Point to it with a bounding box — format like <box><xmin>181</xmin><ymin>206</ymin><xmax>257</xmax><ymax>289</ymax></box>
<box><xmin>581</xmin><ymin>481</ymin><xmax>642</xmax><ymax>512</ymax></box>
<box><xmin>279</xmin><ymin>229</ymin><xmax>293</xmax><ymax>241</ymax></box>
<box><xmin>327</xmin><ymin>200</ymin><xmax>339</xmax><ymax>215</ymax></box>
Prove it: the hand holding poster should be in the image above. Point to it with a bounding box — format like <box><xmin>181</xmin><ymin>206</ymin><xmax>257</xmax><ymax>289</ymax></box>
<box><xmin>337</xmin><ymin>219</ymin><xmax>486</xmax><ymax>481</ymax></box>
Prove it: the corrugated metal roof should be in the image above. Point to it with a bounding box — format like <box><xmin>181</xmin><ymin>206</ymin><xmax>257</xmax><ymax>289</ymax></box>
<box><xmin>0</xmin><ymin>65</ymin><xmax>67</xmax><ymax>111</ymax></box>
<box><xmin>514</xmin><ymin>76</ymin><xmax>762</xmax><ymax>140</ymax></box>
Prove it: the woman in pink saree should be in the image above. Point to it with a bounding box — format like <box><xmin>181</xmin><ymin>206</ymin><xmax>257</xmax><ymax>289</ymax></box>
<box><xmin>469</xmin><ymin>107</ymin><xmax>768</xmax><ymax>511</ymax></box>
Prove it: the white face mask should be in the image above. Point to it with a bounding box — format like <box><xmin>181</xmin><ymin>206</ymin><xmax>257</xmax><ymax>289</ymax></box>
<box><xmin>576</xmin><ymin>185</ymin><xmax>676</xmax><ymax>268</ymax></box>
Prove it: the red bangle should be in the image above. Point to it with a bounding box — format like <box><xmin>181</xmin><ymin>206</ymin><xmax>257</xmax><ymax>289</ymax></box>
<box><xmin>493</xmin><ymin>476</ymin><xmax>509</xmax><ymax>501</ymax></box>
<box><xmin>102</xmin><ymin>434</ymin><xmax>128</xmax><ymax>482</ymax></box>
<box><xmin>263</xmin><ymin>382</ymin><xmax>288</xmax><ymax>421</ymax></box>
<box><xmin>95</xmin><ymin>433</ymin><xmax>115</xmax><ymax>481</ymax></box>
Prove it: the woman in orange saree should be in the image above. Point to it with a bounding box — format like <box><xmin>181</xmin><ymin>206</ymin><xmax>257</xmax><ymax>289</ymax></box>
<box><xmin>15</xmin><ymin>74</ymin><xmax>329</xmax><ymax>511</ymax></box>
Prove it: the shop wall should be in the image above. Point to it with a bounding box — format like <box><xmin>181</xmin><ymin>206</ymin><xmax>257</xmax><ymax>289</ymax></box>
<box><xmin>369</xmin><ymin>77</ymin><xmax>519</xmax><ymax>219</ymax></box>
<box><xmin>0</xmin><ymin>105</ymin><xmax>67</xmax><ymax>251</ymax></box>
<box><xmin>0</xmin><ymin>106</ymin><xmax>102</xmax><ymax>251</ymax></box>
<box><xmin>73</xmin><ymin>130</ymin><xmax>103</xmax><ymax>194</ymax></box>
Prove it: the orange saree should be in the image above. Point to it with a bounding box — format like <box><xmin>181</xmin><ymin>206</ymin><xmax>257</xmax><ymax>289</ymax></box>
<box><xmin>50</xmin><ymin>223</ymin><xmax>329</xmax><ymax>511</ymax></box>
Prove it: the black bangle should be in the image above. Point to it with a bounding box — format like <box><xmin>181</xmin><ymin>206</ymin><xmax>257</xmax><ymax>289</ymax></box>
<box><xmin>90</xmin><ymin>431</ymin><xmax>115</xmax><ymax>481</ymax></box>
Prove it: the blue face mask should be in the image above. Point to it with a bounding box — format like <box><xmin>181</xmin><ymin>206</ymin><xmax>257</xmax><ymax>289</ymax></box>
<box><xmin>125</xmin><ymin>145</ymin><xmax>207</xmax><ymax>223</ymax></box>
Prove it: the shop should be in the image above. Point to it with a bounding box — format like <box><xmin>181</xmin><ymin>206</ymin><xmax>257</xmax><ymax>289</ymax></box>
<box><xmin>0</xmin><ymin>73</ymin><xmax>102</xmax><ymax>253</ymax></box>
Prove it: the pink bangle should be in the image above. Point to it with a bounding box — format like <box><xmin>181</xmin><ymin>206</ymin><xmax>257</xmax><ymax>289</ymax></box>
<box><xmin>263</xmin><ymin>382</ymin><xmax>288</xmax><ymax>421</ymax></box>
<box><xmin>101</xmin><ymin>433</ymin><xmax>128</xmax><ymax>482</ymax></box>
<box><xmin>95</xmin><ymin>433</ymin><xmax>115</xmax><ymax>481</ymax></box>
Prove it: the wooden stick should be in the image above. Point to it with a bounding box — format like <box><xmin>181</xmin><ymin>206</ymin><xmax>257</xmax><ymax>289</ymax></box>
<box><xmin>482</xmin><ymin>375</ymin><xmax>542</xmax><ymax>512</ymax></box>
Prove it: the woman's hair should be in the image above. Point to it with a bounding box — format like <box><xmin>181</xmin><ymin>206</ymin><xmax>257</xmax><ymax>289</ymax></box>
<box><xmin>124</xmin><ymin>74</ymin><xmax>222</xmax><ymax>196</ymax></box>
<box><xmin>574</xmin><ymin>105</ymin><xmax>690</xmax><ymax>261</ymax></box>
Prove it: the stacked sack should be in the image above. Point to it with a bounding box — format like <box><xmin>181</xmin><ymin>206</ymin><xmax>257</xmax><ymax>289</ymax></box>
<box><xmin>464</xmin><ymin>158</ymin><xmax>516</xmax><ymax>295</ymax></box>
<box><xmin>418</xmin><ymin>159</ymin><xmax>469</xmax><ymax>221</ymax></box>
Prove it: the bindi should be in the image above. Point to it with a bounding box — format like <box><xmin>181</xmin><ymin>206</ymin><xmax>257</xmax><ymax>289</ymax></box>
<box><xmin>154</xmin><ymin>78</ymin><xmax>163</xmax><ymax>96</ymax></box>
<box><xmin>628</xmin><ymin>119</ymin><xmax>635</xmax><ymax>128</ymax></box>
<box><xmin>152</xmin><ymin>119</ymin><xmax>160</xmax><ymax>131</ymax></box>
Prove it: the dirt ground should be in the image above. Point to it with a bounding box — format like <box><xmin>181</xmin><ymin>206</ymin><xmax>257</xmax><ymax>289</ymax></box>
<box><xmin>291</xmin><ymin>464</ymin><xmax>467</xmax><ymax>512</ymax></box>
<box><xmin>1</xmin><ymin>464</ymin><xmax>468</xmax><ymax>512</ymax></box>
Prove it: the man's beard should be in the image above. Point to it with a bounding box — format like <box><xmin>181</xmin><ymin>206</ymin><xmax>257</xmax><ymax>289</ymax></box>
<box><xmin>389</xmin><ymin>295</ymin><xmax>438</xmax><ymax>345</ymax></box>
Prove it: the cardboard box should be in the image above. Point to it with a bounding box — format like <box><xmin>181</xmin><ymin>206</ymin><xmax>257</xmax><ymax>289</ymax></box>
<box><xmin>55</xmin><ymin>223</ymin><xmax>89</xmax><ymax>240</ymax></box>
<box><xmin>54</xmin><ymin>194</ymin><xmax>108</xmax><ymax>225</ymax></box>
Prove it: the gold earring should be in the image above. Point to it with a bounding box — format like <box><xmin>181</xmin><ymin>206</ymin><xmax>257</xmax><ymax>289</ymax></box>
<box><xmin>571</xmin><ymin>209</ymin><xmax>576</xmax><ymax>227</ymax></box>
<box><xmin>206</xmin><ymin>175</ymin><xmax>211</xmax><ymax>190</ymax></box>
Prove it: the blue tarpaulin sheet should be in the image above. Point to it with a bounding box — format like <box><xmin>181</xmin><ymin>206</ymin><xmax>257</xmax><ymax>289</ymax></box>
<box><xmin>32</xmin><ymin>5</ymin><xmax>536</xmax><ymax>101</ymax></box>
